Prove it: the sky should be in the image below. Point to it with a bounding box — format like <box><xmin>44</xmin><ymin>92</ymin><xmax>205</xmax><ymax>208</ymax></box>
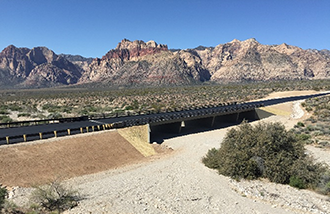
<box><xmin>0</xmin><ymin>0</ymin><xmax>329</xmax><ymax>58</ymax></box>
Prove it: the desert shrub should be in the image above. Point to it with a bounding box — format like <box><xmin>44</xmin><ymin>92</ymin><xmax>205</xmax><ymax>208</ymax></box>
<box><xmin>296</xmin><ymin>133</ymin><xmax>311</xmax><ymax>141</ymax></box>
<box><xmin>0</xmin><ymin>115</ymin><xmax>12</xmax><ymax>123</ymax></box>
<box><xmin>17</xmin><ymin>113</ymin><xmax>31</xmax><ymax>118</ymax></box>
<box><xmin>0</xmin><ymin>184</ymin><xmax>7</xmax><ymax>211</ymax></box>
<box><xmin>316</xmin><ymin>171</ymin><xmax>330</xmax><ymax>195</ymax></box>
<box><xmin>202</xmin><ymin>148</ymin><xmax>220</xmax><ymax>169</ymax></box>
<box><xmin>306</xmin><ymin>125</ymin><xmax>315</xmax><ymax>131</ymax></box>
<box><xmin>47</xmin><ymin>113</ymin><xmax>63</xmax><ymax>119</ymax></box>
<box><xmin>290</xmin><ymin>157</ymin><xmax>326</xmax><ymax>189</ymax></box>
<box><xmin>30</xmin><ymin>180</ymin><xmax>79</xmax><ymax>214</ymax></box>
<box><xmin>0</xmin><ymin>110</ymin><xmax>9</xmax><ymax>115</ymax></box>
<box><xmin>1</xmin><ymin>200</ymin><xmax>23</xmax><ymax>214</ymax></box>
<box><xmin>203</xmin><ymin>121</ymin><xmax>326</xmax><ymax>188</ymax></box>
<box><xmin>7</xmin><ymin>104</ymin><xmax>23</xmax><ymax>112</ymax></box>
<box><xmin>319</xmin><ymin>141</ymin><xmax>329</xmax><ymax>147</ymax></box>
<box><xmin>289</xmin><ymin>176</ymin><xmax>306</xmax><ymax>189</ymax></box>
<box><xmin>296</xmin><ymin>121</ymin><xmax>305</xmax><ymax>127</ymax></box>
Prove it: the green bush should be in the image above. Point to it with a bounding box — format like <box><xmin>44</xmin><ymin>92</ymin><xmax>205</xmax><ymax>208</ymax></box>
<box><xmin>202</xmin><ymin>148</ymin><xmax>220</xmax><ymax>169</ymax></box>
<box><xmin>203</xmin><ymin>121</ymin><xmax>326</xmax><ymax>188</ymax></box>
<box><xmin>289</xmin><ymin>176</ymin><xmax>306</xmax><ymax>189</ymax></box>
<box><xmin>316</xmin><ymin>171</ymin><xmax>330</xmax><ymax>195</ymax></box>
<box><xmin>0</xmin><ymin>184</ymin><xmax>7</xmax><ymax>211</ymax></box>
<box><xmin>297</xmin><ymin>121</ymin><xmax>305</xmax><ymax>127</ymax></box>
<box><xmin>18</xmin><ymin>113</ymin><xmax>31</xmax><ymax>118</ymax></box>
<box><xmin>0</xmin><ymin>115</ymin><xmax>13</xmax><ymax>123</ymax></box>
<box><xmin>296</xmin><ymin>133</ymin><xmax>311</xmax><ymax>141</ymax></box>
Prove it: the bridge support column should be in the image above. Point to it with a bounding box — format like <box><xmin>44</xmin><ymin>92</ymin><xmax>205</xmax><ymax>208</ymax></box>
<box><xmin>211</xmin><ymin>116</ymin><xmax>216</xmax><ymax>127</ymax></box>
<box><xmin>236</xmin><ymin>113</ymin><xmax>240</xmax><ymax>122</ymax></box>
<box><xmin>147</xmin><ymin>124</ymin><xmax>151</xmax><ymax>143</ymax></box>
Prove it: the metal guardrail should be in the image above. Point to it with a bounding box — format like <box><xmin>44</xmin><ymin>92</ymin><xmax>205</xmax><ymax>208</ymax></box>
<box><xmin>0</xmin><ymin>123</ymin><xmax>115</xmax><ymax>145</ymax></box>
<box><xmin>0</xmin><ymin>116</ymin><xmax>89</xmax><ymax>128</ymax></box>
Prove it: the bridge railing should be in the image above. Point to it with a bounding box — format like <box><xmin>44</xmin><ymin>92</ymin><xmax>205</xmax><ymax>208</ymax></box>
<box><xmin>0</xmin><ymin>102</ymin><xmax>243</xmax><ymax>128</ymax></box>
<box><xmin>0</xmin><ymin>102</ymin><xmax>264</xmax><ymax>145</ymax></box>
<box><xmin>0</xmin><ymin>116</ymin><xmax>89</xmax><ymax>128</ymax></box>
<box><xmin>0</xmin><ymin>123</ymin><xmax>117</xmax><ymax>145</ymax></box>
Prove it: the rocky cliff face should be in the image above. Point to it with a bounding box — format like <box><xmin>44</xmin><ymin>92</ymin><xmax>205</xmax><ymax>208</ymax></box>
<box><xmin>1</xmin><ymin>39</ymin><xmax>330</xmax><ymax>88</ymax></box>
<box><xmin>0</xmin><ymin>45</ymin><xmax>82</xmax><ymax>87</ymax></box>
<box><xmin>79</xmin><ymin>39</ymin><xmax>209</xmax><ymax>86</ymax></box>
<box><xmin>178</xmin><ymin>38</ymin><xmax>330</xmax><ymax>82</ymax></box>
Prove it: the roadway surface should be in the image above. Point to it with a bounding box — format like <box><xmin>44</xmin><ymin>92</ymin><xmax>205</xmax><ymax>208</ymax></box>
<box><xmin>0</xmin><ymin>91</ymin><xmax>329</xmax><ymax>145</ymax></box>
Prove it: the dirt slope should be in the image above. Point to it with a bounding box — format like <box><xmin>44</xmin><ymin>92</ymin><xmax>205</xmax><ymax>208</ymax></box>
<box><xmin>0</xmin><ymin>130</ymin><xmax>145</xmax><ymax>187</ymax></box>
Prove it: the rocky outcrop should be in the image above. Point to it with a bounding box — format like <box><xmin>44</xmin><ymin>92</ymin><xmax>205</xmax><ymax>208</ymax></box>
<box><xmin>178</xmin><ymin>38</ymin><xmax>330</xmax><ymax>82</ymax></box>
<box><xmin>101</xmin><ymin>39</ymin><xmax>168</xmax><ymax>61</ymax></box>
<box><xmin>0</xmin><ymin>45</ymin><xmax>82</xmax><ymax>87</ymax></box>
<box><xmin>1</xmin><ymin>38</ymin><xmax>330</xmax><ymax>88</ymax></box>
<box><xmin>59</xmin><ymin>54</ymin><xmax>93</xmax><ymax>76</ymax></box>
<box><xmin>80</xmin><ymin>39</ymin><xmax>209</xmax><ymax>86</ymax></box>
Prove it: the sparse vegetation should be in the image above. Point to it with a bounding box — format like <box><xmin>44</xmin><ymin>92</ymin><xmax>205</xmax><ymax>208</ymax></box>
<box><xmin>292</xmin><ymin>94</ymin><xmax>330</xmax><ymax>149</ymax></box>
<box><xmin>0</xmin><ymin>181</ymin><xmax>80</xmax><ymax>214</ymax></box>
<box><xmin>30</xmin><ymin>180</ymin><xmax>79</xmax><ymax>214</ymax></box>
<box><xmin>0</xmin><ymin>184</ymin><xmax>7</xmax><ymax>211</ymax></box>
<box><xmin>0</xmin><ymin>79</ymin><xmax>330</xmax><ymax>122</ymax></box>
<box><xmin>203</xmin><ymin>121</ymin><xmax>330</xmax><ymax>195</ymax></box>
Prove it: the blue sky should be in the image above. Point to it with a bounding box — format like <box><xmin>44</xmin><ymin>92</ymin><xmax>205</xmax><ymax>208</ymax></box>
<box><xmin>0</xmin><ymin>0</ymin><xmax>329</xmax><ymax>57</ymax></box>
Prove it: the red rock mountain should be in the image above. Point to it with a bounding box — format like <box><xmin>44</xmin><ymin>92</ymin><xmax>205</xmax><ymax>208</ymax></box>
<box><xmin>79</xmin><ymin>39</ymin><xmax>208</xmax><ymax>86</ymax></box>
<box><xmin>0</xmin><ymin>45</ymin><xmax>82</xmax><ymax>88</ymax></box>
<box><xmin>179</xmin><ymin>38</ymin><xmax>330</xmax><ymax>82</ymax></box>
<box><xmin>1</xmin><ymin>39</ymin><xmax>330</xmax><ymax>88</ymax></box>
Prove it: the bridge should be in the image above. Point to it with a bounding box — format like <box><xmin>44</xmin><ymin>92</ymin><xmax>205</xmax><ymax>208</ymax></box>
<box><xmin>0</xmin><ymin>92</ymin><xmax>329</xmax><ymax>145</ymax></box>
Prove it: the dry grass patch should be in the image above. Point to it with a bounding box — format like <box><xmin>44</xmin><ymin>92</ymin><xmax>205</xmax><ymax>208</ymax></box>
<box><xmin>118</xmin><ymin>125</ymin><xmax>156</xmax><ymax>157</ymax></box>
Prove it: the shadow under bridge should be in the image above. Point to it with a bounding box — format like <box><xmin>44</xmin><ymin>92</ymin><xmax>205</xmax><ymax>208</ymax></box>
<box><xmin>149</xmin><ymin>106</ymin><xmax>273</xmax><ymax>144</ymax></box>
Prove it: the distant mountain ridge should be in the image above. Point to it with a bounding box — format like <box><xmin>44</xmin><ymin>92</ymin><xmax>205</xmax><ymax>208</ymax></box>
<box><xmin>0</xmin><ymin>38</ymin><xmax>330</xmax><ymax>88</ymax></box>
<box><xmin>0</xmin><ymin>45</ymin><xmax>82</xmax><ymax>88</ymax></box>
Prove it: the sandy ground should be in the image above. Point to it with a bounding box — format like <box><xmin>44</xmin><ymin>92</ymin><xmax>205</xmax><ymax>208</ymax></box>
<box><xmin>4</xmin><ymin>90</ymin><xmax>330</xmax><ymax>213</ymax></box>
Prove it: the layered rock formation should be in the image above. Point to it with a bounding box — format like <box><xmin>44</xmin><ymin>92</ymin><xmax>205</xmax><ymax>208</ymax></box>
<box><xmin>178</xmin><ymin>38</ymin><xmax>330</xmax><ymax>82</ymax></box>
<box><xmin>0</xmin><ymin>38</ymin><xmax>330</xmax><ymax>88</ymax></box>
<box><xmin>0</xmin><ymin>45</ymin><xmax>82</xmax><ymax>87</ymax></box>
<box><xmin>79</xmin><ymin>39</ymin><xmax>209</xmax><ymax>86</ymax></box>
